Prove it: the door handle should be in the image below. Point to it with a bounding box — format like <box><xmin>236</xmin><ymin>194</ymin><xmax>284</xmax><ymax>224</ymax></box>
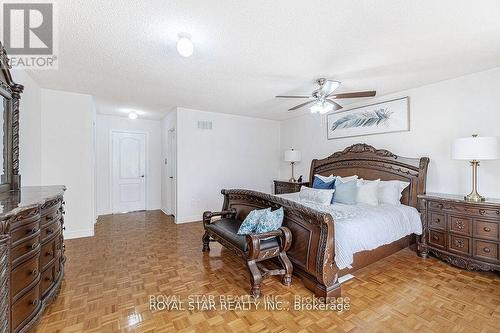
<box><xmin>141</xmin><ymin>175</ymin><xmax>145</xmax><ymax>178</ymax></box>
<box><xmin>169</xmin><ymin>176</ymin><xmax>174</xmax><ymax>179</ymax></box>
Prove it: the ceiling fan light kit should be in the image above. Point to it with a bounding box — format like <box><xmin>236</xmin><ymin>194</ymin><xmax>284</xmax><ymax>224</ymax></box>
<box><xmin>276</xmin><ymin>78</ymin><xmax>376</xmax><ymax>114</ymax></box>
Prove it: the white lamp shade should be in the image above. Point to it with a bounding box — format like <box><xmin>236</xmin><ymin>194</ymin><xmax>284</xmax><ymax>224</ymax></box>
<box><xmin>284</xmin><ymin>149</ymin><xmax>301</xmax><ymax>162</ymax></box>
<box><xmin>452</xmin><ymin>136</ymin><xmax>500</xmax><ymax>160</ymax></box>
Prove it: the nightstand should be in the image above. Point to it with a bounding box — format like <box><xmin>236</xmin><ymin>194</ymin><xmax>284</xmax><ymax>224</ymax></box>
<box><xmin>418</xmin><ymin>193</ymin><xmax>500</xmax><ymax>272</ymax></box>
<box><xmin>273</xmin><ymin>180</ymin><xmax>309</xmax><ymax>195</ymax></box>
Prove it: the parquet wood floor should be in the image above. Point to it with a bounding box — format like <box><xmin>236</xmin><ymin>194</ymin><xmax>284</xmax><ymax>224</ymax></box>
<box><xmin>34</xmin><ymin>210</ymin><xmax>500</xmax><ymax>333</ymax></box>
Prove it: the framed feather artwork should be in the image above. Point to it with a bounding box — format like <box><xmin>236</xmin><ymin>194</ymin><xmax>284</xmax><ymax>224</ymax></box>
<box><xmin>327</xmin><ymin>97</ymin><xmax>409</xmax><ymax>140</ymax></box>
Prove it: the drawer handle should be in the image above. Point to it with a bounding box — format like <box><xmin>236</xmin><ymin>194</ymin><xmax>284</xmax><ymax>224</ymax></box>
<box><xmin>483</xmin><ymin>247</ymin><xmax>491</xmax><ymax>253</ymax></box>
<box><xmin>27</xmin><ymin>243</ymin><xmax>37</xmax><ymax>250</ymax></box>
<box><xmin>435</xmin><ymin>218</ymin><xmax>441</xmax><ymax>223</ymax></box>
<box><xmin>45</xmin><ymin>277</ymin><xmax>53</xmax><ymax>282</ymax></box>
<box><xmin>479</xmin><ymin>209</ymin><xmax>486</xmax><ymax>215</ymax></box>
<box><xmin>454</xmin><ymin>239</ymin><xmax>465</xmax><ymax>248</ymax></box>
<box><xmin>31</xmin><ymin>299</ymin><xmax>40</xmax><ymax>306</ymax></box>
<box><xmin>497</xmin><ymin>210</ymin><xmax>500</xmax><ymax>215</ymax></box>
<box><xmin>455</xmin><ymin>221</ymin><xmax>465</xmax><ymax>230</ymax></box>
<box><xmin>30</xmin><ymin>268</ymin><xmax>38</xmax><ymax>276</ymax></box>
<box><xmin>26</xmin><ymin>227</ymin><xmax>38</xmax><ymax>235</ymax></box>
<box><xmin>438</xmin><ymin>203</ymin><xmax>444</xmax><ymax>209</ymax></box>
<box><xmin>483</xmin><ymin>227</ymin><xmax>491</xmax><ymax>232</ymax></box>
<box><xmin>47</xmin><ymin>229</ymin><xmax>54</xmax><ymax>234</ymax></box>
<box><xmin>432</xmin><ymin>235</ymin><xmax>439</xmax><ymax>241</ymax></box>
<box><xmin>46</xmin><ymin>251</ymin><xmax>53</xmax><ymax>257</ymax></box>
<box><xmin>63</xmin><ymin>226</ymin><xmax>66</xmax><ymax>231</ymax></box>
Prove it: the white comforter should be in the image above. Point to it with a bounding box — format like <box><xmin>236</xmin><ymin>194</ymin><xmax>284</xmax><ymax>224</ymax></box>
<box><xmin>278</xmin><ymin>193</ymin><xmax>422</xmax><ymax>269</ymax></box>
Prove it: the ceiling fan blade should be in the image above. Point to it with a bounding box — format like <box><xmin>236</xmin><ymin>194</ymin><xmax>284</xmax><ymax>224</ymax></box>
<box><xmin>325</xmin><ymin>99</ymin><xmax>343</xmax><ymax>111</ymax></box>
<box><xmin>288</xmin><ymin>100</ymin><xmax>315</xmax><ymax>111</ymax></box>
<box><xmin>276</xmin><ymin>95</ymin><xmax>311</xmax><ymax>98</ymax></box>
<box><xmin>328</xmin><ymin>91</ymin><xmax>376</xmax><ymax>99</ymax></box>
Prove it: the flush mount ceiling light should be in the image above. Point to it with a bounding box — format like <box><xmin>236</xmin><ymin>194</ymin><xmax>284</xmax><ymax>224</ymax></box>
<box><xmin>177</xmin><ymin>33</ymin><xmax>194</xmax><ymax>57</ymax></box>
<box><xmin>128</xmin><ymin>111</ymin><xmax>138</xmax><ymax>120</ymax></box>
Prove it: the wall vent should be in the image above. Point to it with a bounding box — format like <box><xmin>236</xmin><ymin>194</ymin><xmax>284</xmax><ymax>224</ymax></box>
<box><xmin>197</xmin><ymin>120</ymin><xmax>213</xmax><ymax>130</ymax></box>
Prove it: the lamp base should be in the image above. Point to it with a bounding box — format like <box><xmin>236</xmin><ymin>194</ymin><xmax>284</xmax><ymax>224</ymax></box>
<box><xmin>288</xmin><ymin>177</ymin><xmax>296</xmax><ymax>183</ymax></box>
<box><xmin>464</xmin><ymin>192</ymin><xmax>485</xmax><ymax>202</ymax></box>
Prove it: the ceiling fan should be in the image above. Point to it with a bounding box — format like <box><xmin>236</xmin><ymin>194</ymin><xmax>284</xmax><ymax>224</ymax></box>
<box><xmin>276</xmin><ymin>78</ymin><xmax>376</xmax><ymax>114</ymax></box>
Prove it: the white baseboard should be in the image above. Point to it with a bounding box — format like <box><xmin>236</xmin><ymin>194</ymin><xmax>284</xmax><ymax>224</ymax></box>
<box><xmin>64</xmin><ymin>228</ymin><xmax>95</xmax><ymax>240</ymax></box>
<box><xmin>175</xmin><ymin>215</ymin><xmax>202</xmax><ymax>224</ymax></box>
<box><xmin>338</xmin><ymin>274</ymin><xmax>355</xmax><ymax>284</ymax></box>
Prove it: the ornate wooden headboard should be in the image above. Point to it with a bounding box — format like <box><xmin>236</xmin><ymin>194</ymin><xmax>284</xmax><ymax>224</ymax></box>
<box><xmin>309</xmin><ymin>144</ymin><xmax>429</xmax><ymax>208</ymax></box>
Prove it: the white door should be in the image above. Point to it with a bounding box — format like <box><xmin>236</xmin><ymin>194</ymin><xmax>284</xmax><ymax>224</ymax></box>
<box><xmin>167</xmin><ymin>128</ymin><xmax>177</xmax><ymax>216</ymax></box>
<box><xmin>112</xmin><ymin>131</ymin><xmax>146</xmax><ymax>213</ymax></box>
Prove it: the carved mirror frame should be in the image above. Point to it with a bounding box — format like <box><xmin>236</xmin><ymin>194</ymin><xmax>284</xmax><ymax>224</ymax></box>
<box><xmin>0</xmin><ymin>42</ymin><xmax>24</xmax><ymax>192</ymax></box>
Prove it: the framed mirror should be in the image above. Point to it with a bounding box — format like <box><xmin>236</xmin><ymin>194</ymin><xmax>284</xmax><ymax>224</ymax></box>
<box><xmin>0</xmin><ymin>42</ymin><xmax>24</xmax><ymax>193</ymax></box>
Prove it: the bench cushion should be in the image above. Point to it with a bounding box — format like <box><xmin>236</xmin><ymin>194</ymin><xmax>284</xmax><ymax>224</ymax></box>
<box><xmin>206</xmin><ymin>218</ymin><xmax>279</xmax><ymax>252</ymax></box>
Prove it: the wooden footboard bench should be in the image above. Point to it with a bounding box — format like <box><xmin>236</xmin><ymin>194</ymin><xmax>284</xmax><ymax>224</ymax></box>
<box><xmin>202</xmin><ymin>209</ymin><xmax>293</xmax><ymax>297</ymax></box>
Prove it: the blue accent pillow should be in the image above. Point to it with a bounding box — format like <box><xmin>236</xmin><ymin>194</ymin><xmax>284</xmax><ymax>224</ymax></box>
<box><xmin>237</xmin><ymin>208</ymin><xmax>270</xmax><ymax>235</ymax></box>
<box><xmin>255</xmin><ymin>207</ymin><xmax>284</xmax><ymax>234</ymax></box>
<box><xmin>332</xmin><ymin>180</ymin><xmax>357</xmax><ymax>204</ymax></box>
<box><xmin>313</xmin><ymin>176</ymin><xmax>336</xmax><ymax>190</ymax></box>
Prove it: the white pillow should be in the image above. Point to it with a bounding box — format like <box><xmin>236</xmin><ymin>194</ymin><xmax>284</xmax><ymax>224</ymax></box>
<box><xmin>356</xmin><ymin>180</ymin><xmax>380</xmax><ymax>206</ymax></box>
<box><xmin>378</xmin><ymin>180</ymin><xmax>410</xmax><ymax>205</ymax></box>
<box><xmin>299</xmin><ymin>186</ymin><xmax>335</xmax><ymax>205</ymax></box>
<box><xmin>314</xmin><ymin>174</ymin><xmax>335</xmax><ymax>182</ymax></box>
<box><xmin>336</xmin><ymin>175</ymin><xmax>358</xmax><ymax>183</ymax></box>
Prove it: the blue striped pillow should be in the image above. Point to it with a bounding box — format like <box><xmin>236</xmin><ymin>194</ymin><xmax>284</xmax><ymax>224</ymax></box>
<box><xmin>313</xmin><ymin>176</ymin><xmax>336</xmax><ymax>190</ymax></box>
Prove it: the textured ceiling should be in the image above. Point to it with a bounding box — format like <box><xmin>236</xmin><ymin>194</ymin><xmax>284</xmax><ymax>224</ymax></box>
<box><xmin>26</xmin><ymin>0</ymin><xmax>500</xmax><ymax>120</ymax></box>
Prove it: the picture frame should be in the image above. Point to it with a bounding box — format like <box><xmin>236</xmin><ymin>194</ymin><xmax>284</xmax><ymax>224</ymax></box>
<box><xmin>327</xmin><ymin>97</ymin><xmax>409</xmax><ymax>140</ymax></box>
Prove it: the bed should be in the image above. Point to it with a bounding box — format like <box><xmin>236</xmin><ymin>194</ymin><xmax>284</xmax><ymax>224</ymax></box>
<box><xmin>219</xmin><ymin>143</ymin><xmax>429</xmax><ymax>298</ymax></box>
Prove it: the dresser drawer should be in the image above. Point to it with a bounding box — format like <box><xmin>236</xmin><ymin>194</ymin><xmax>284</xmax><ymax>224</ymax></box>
<box><xmin>41</xmin><ymin>198</ymin><xmax>62</xmax><ymax>219</ymax></box>
<box><xmin>11</xmin><ymin>282</ymin><xmax>40</xmax><ymax>331</ymax></box>
<box><xmin>473</xmin><ymin>220</ymin><xmax>499</xmax><ymax>241</ymax></box>
<box><xmin>10</xmin><ymin>220</ymin><xmax>40</xmax><ymax>246</ymax></box>
<box><xmin>11</xmin><ymin>254</ymin><xmax>40</xmax><ymax>297</ymax></box>
<box><xmin>40</xmin><ymin>238</ymin><xmax>57</xmax><ymax>271</ymax></box>
<box><xmin>41</xmin><ymin>219</ymin><xmax>61</xmax><ymax>242</ymax></box>
<box><xmin>428</xmin><ymin>230</ymin><xmax>446</xmax><ymax>248</ymax></box>
<box><xmin>429</xmin><ymin>201</ymin><xmax>500</xmax><ymax>218</ymax></box>
<box><xmin>448</xmin><ymin>234</ymin><xmax>471</xmax><ymax>255</ymax></box>
<box><xmin>473</xmin><ymin>240</ymin><xmax>499</xmax><ymax>261</ymax></box>
<box><xmin>449</xmin><ymin>215</ymin><xmax>472</xmax><ymax>236</ymax></box>
<box><xmin>11</xmin><ymin>235</ymin><xmax>40</xmax><ymax>266</ymax></box>
<box><xmin>42</xmin><ymin>210</ymin><xmax>61</xmax><ymax>226</ymax></box>
<box><xmin>428</xmin><ymin>212</ymin><xmax>445</xmax><ymax>230</ymax></box>
<box><xmin>41</xmin><ymin>264</ymin><xmax>56</xmax><ymax>297</ymax></box>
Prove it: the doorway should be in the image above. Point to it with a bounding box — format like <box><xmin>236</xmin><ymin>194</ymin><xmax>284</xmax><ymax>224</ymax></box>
<box><xmin>111</xmin><ymin>131</ymin><xmax>147</xmax><ymax>213</ymax></box>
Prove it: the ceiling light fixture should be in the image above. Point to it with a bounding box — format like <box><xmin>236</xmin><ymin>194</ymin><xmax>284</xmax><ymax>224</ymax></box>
<box><xmin>310</xmin><ymin>100</ymin><xmax>334</xmax><ymax>114</ymax></box>
<box><xmin>128</xmin><ymin>111</ymin><xmax>138</xmax><ymax>120</ymax></box>
<box><xmin>177</xmin><ymin>33</ymin><xmax>194</xmax><ymax>57</ymax></box>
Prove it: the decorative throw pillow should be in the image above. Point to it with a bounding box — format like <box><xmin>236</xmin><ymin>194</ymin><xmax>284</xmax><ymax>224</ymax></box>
<box><xmin>313</xmin><ymin>175</ymin><xmax>335</xmax><ymax>190</ymax></box>
<box><xmin>378</xmin><ymin>180</ymin><xmax>410</xmax><ymax>205</ymax></box>
<box><xmin>237</xmin><ymin>208</ymin><xmax>270</xmax><ymax>235</ymax></box>
<box><xmin>255</xmin><ymin>207</ymin><xmax>284</xmax><ymax>234</ymax></box>
<box><xmin>315</xmin><ymin>174</ymin><xmax>335</xmax><ymax>182</ymax></box>
<box><xmin>332</xmin><ymin>180</ymin><xmax>357</xmax><ymax>204</ymax></box>
<box><xmin>356</xmin><ymin>180</ymin><xmax>380</xmax><ymax>206</ymax></box>
<box><xmin>336</xmin><ymin>175</ymin><xmax>359</xmax><ymax>184</ymax></box>
<box><xmin>299</xmin><ymin>186</ymin><xmax>335</xmax><ymax>205</ymax></box>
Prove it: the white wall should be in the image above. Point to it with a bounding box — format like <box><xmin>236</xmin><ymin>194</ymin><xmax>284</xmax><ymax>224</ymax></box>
<box><xmin>12</xmin><ymin>70</ymin><xmax>42</xmax><ymax>185</ymax></box>
<box><xmin>41</xmin><ymin>89</ymin><xmax>96</xmax><ymax>239</ymax></box>
<box><xmin>95</xmin><ymin>114</ymin><xmax>162</xmax><ymax>215</ymax></box>
<box><xmin>161</xmin><ymin>110</ymin><xmax>177</xmax><ymax>214</ymax></box>
<box><xmin>175</xmin><ymin>107</ymin><xmax>280</xmax><ymax>223</ymax></box>
<box><xmin>280</xmin><ymin>67</ymin><xmax>500</xmax><ymax>199</ymax></box>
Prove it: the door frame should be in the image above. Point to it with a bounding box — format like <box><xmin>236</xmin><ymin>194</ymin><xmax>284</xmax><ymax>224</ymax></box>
<box><xmin>110</xmin><ymin>129</ymin><xmax>149</xmax><ymax>213</ymax></box>
<box><xmin>166</xmin><ymin>127</ymin><xmax>177</xmax><ymax>217</ymax></box>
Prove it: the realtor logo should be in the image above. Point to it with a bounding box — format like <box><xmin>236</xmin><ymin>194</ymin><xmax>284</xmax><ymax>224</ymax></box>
<box><xmin>1</xmin><ymin>1</ymin><xmax>58</xmax><ymax>68</ymax></box>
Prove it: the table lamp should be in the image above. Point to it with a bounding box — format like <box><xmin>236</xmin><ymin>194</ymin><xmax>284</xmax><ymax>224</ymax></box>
<box><xmin>452</xmin><ymin>134</ymin><xmax>499</xmax><ymax>202</ymax></box>
<box><xmin>284</xmin><ymin>149</ymin><xmax>301</xmax><ymax>182</ymax></box>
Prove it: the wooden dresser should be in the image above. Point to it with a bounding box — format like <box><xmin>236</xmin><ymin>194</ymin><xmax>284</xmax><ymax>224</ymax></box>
<box><xmin>273</xmin><ymin>180</ymin><xmax>309</xmax><ymax>195</ymax></box>
<box><xmin>0</xmin><ymin>186</ymin><xmax>66</xmax><ymax>333</ymax></box>
<box><xmin>418</xmin><ymin>193</ymin><xmax>500</xmax><ymax>271</ymax></box>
